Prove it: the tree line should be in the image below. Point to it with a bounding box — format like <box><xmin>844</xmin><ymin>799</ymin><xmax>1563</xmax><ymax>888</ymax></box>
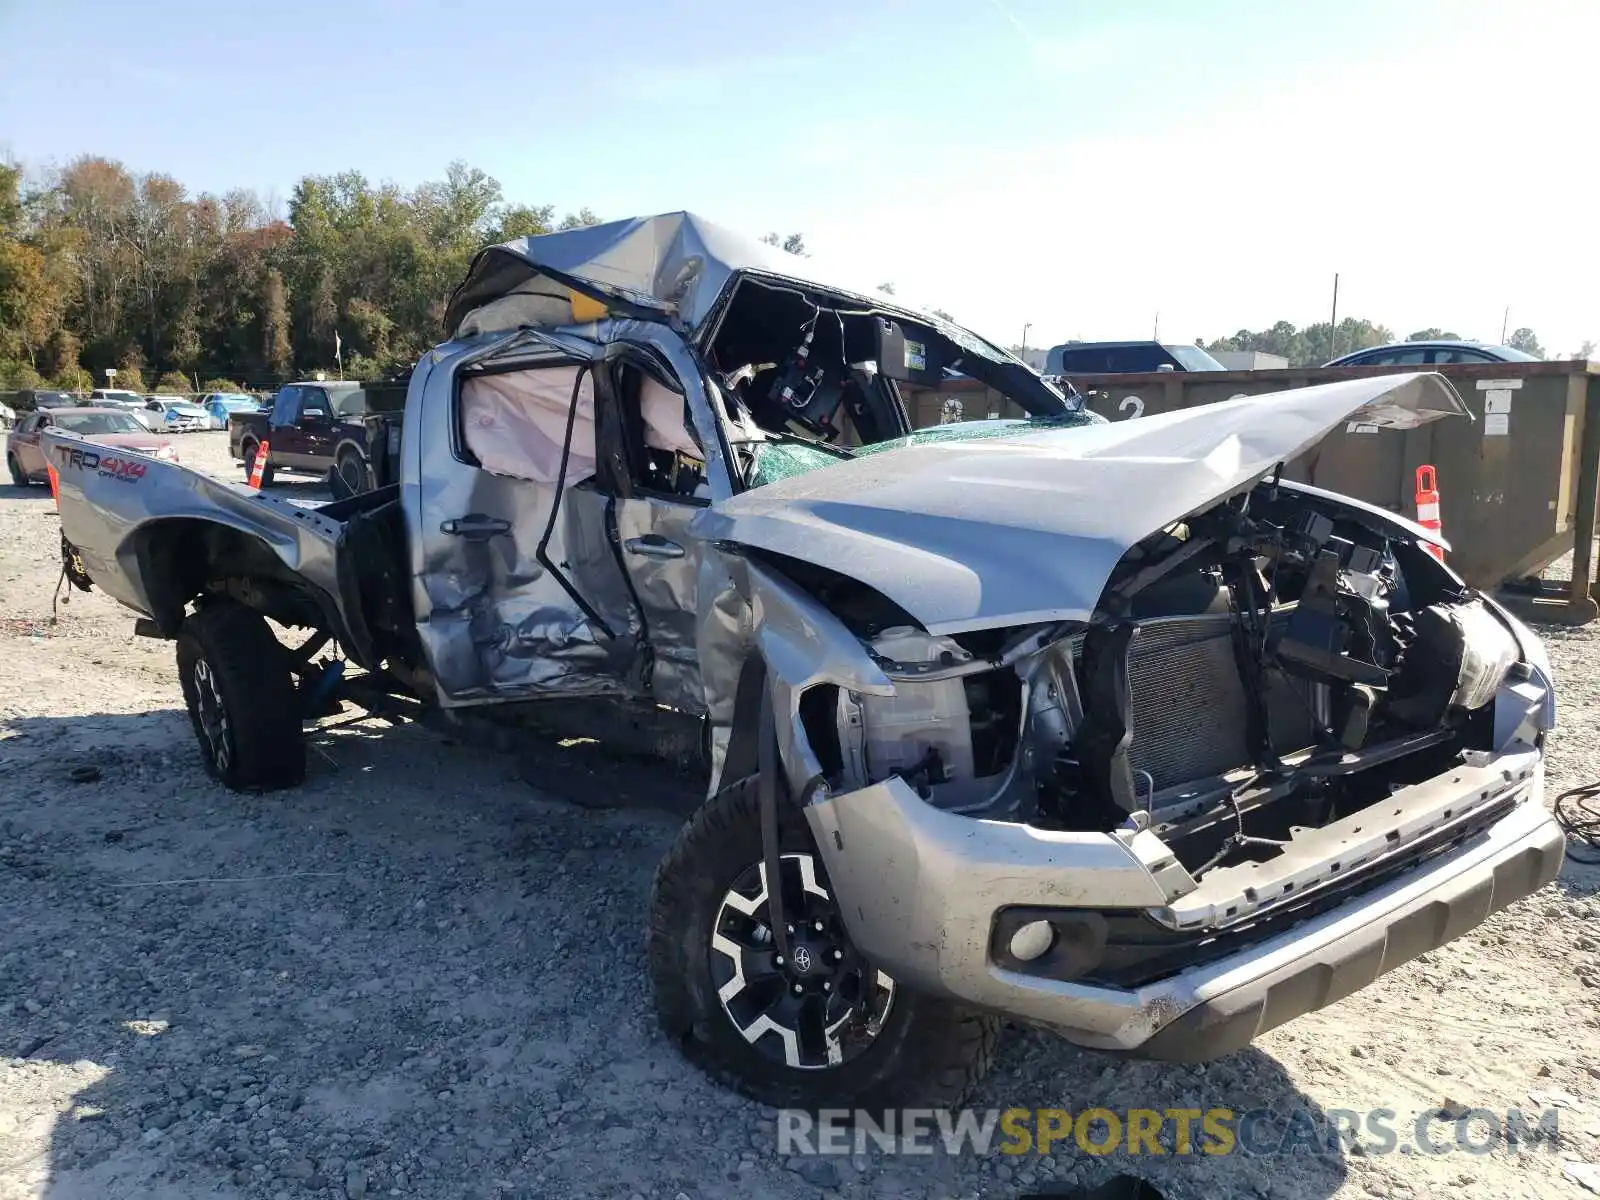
<box><xmin>3</xmin><ymin>153</ymin><xmax>1588</xmax><ymax>395</ymax></box>
<box><xmin>0</xmin><ymin>156</ymin><xmax>601</xmax><ymax>393</ymax></box>
<box><xmin>1202</xmin><ymin>319</ymin><xmax>1569</xmax><ymax>367</ymax></box>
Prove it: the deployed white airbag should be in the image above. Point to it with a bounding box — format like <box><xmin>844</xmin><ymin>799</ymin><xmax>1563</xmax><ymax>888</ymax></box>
<box><xmin>461</xmin><ymin>367</ymin><xmax>596</xmax><ymax>485</ymax></box>
<box><xmin>640</xmin><ymin>376</ymin><xmax>702</xmax><ymax>458</ymax></box>
<box><xmin>459</xmin><ymin>366</ymin><xmax>700</xmax><ymax>487</ymax></box>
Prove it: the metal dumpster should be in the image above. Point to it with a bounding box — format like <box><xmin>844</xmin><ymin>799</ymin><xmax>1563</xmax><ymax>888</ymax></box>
<box><xmin>902</xmin><ymin>360</ymin><xmax>1600</xmax><ymax>622</ymax></box>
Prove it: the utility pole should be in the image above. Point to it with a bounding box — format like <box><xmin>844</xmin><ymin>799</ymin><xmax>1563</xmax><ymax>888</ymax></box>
<box><xmin>1501</xmin><ymin>306</ymin><xmax>1510</xmax><ymax>342</ymax></box>
<box><xmin>1153</xmin><ymin>312</ymin><xmax>1160</xmax><ymax>340</ymax></box>
<box><xmin>1020</xmin><ymin>322</ymin><xmax>1031</xmax><ymax>362</ymax></box>
<box><xmin>1329</xmin><ymin>273</ymin><xmax>1340</xmax><ymax>360</ymax></box>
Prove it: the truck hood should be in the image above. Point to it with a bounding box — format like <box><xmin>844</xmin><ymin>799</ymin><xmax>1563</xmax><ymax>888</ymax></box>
<box><xmin>694</xmin><ymin>372</ymin><xmax>1468</xmax><ymax>635</ymax></box>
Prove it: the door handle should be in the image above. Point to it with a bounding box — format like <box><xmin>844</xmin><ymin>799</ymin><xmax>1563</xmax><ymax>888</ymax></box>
<box><xmin>625</xmin><ymin>535</ymin><xmax>685</xmax><ymax>559</ymax></box>
<box><xmin>440</xmin><ymin>514</ymin><xmax>512</xmax><ymax>540</ymax></box>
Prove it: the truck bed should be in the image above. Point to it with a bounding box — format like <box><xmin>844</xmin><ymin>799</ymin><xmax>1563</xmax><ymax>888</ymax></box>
<box><xmin>42</xmin><ymin>428</ymin><xmax>359</xmax><ymax>638</ymax></box>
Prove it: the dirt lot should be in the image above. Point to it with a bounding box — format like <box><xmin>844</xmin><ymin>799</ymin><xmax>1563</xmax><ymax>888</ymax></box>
<box><xmin>2</xmin><ymin>431</ymin><xmax>1599</xmax><ymax>1200</ymax></box>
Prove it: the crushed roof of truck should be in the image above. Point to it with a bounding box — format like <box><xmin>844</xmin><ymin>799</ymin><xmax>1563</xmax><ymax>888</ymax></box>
<box><xmin>444</xmin><ymin>211</ymin><xmax>925</xmax><ymax>340</ymax></box>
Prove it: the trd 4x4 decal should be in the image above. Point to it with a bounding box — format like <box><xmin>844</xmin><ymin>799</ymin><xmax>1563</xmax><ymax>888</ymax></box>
<box><xmin>52</xmin><ymin>444</ymin><xmax>148</xmax><ymax>482</ymax></box>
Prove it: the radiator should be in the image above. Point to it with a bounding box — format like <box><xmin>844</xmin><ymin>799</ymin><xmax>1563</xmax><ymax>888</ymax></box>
<box><xmin>1069</xmin><ymin>611</ymin><xmax>1317</xmax><ymax>793</ymax></box>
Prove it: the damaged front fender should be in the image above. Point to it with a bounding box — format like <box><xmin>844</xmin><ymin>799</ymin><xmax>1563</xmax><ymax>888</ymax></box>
<box><xmin>698</xmin><ymin>550</ymin><xmax>894</xmax><ymax>797</ymax></box>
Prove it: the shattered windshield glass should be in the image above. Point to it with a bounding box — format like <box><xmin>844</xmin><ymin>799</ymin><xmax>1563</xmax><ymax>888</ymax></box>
<box><xmin>745</xmin><ymin>412</ymin><xmax>1103</xmax><ymax>490</ymax></box>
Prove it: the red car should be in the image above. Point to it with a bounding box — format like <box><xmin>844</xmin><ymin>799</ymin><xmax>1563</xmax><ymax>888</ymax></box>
<box><xmin>6</xmin><ymin>406</ymin><xmax>180</xmax><ymax>486</ymax></box>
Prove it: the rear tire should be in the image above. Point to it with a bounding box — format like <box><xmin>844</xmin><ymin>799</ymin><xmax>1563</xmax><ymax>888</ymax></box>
<box><xmin>176</xmin><ymin>601</ymin><xmax>305</xmax><ymax>791</ymax></box>
<box><xmin>648</xmin><ymin>777</ymin><xmax>1001</xmax><ymax>1109</ymax></box>
<box><xmin>335</xmin><ymin>447</ymin><xmax>368</xmax><ymax>496</ymax></box>
<box><xmin>7</xmin><ymin>454</ymin><xmax>29</xmax><ymax>487</ymax></box>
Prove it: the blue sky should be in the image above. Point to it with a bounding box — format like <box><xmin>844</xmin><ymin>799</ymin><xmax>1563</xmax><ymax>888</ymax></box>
<box><xmin>3</xmin><ymin>0</ymin><xmax>1597</xmax><ymax>353</ymax></box>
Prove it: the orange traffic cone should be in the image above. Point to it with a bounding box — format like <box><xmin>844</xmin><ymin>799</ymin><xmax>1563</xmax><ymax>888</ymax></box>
<box><xmin>248</xmin><ymin>440</ymin><xmax>271</xmax><ymax>489</ymax></box>
<box><xmin>1414</xmin><ymin>465</ymin><xmax>1445</xmax><ymax>562</ymax></box>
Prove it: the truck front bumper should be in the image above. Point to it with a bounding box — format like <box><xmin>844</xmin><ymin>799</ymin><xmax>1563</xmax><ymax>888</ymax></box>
<box><xmin>804</xmin><ymin>758</ymin><xmax>1563</xmax><ymax>1061</ymax></box>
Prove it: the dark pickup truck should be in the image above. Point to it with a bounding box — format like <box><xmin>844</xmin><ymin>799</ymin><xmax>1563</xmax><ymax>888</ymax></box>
<box><xmin>229</xmin><ymin>379</ymin><xmax>405</xmax><ymax>492</ymax></box>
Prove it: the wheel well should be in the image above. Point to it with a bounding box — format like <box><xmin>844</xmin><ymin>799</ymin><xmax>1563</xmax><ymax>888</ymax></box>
<box><xmin>130</xmin><ymin>519</ymin><xmax>340</xmax><ymax>642</ymax></box>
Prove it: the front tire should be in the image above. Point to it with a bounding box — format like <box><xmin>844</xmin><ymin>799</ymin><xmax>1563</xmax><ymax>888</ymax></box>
<box><xmin>648</xmin><ymin>778</ymin><xmax>1001</xmax><ymax>1109</ymax></box>
<box><xmin>7</xmin><ymin>454</ymin><xmax>30</xmax><ymax>487</ymax></box>
<box><xmin>176</xmin><ymin>601</ymin><xmax>305</xmax><ymax>791</ymax></box>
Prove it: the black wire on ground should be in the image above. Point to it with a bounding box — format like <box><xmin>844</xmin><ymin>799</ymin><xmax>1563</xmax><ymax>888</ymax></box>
<box><xmin>1555</xmin><ymin>780</ymin><xmax>1600</xmax><ymax>865</ymax></box>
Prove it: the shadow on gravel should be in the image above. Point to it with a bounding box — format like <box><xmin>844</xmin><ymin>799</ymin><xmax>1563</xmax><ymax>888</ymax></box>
<box><xmin>0</xmin><ymin>482</ymin><xmax>56</xmax><ymax>501</ymax></box>
<box><xmin>1</xmin><ymin>706</ymin><xmax>1348</xmax><ymax>1200</ymax></box>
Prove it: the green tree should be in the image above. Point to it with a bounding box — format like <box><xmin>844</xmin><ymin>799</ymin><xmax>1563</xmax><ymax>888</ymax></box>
<box><xmin>0</xmin><ymin>162</ymin><xmax>74</xmax><ymax>367</ymax></box>
<box><xmin>261</xmin><ymin>268</ymin><xmax>292</xmax><ymax>378</ymax></box>
<box><xmin>2</xmin><ymin>153</ymin><xmax>614</xmax><ymax>386</ymax></box>
<box><xmin>760</xmin><ymin>232</ymin><xmax>807</xmax><ymax>255</ymax></box>
<box><xmin>490</xmin><ymin>204</ymin><xmax>554</xmax><ymax>243</ymax></box>
<box><xmin>1507</xmin><ymin>327</ymin><xmax>1544</xmax><ymax>358</ymax></box>
<box><xmin>557</xmin><ymin>208</ymin><xmax>602</xmax><ymax>231</ymax></box>
<box><xmin>155</xmin><ymin>370</ymin><xmax>192</xmax><ymax>392</ymax></box>
<box><xmin>341</xmin><ymin>353</ymin><xmax>381</xmax><ymax>380</ymax></box>
<box><xmin>876</xmin><ymin>282</ymin><xmax>896</xmax><ymax>295</ymax></box>
<box><xmin>41</xmin><ymin>327</ymin><xmax>81</xmax><ymax>381</ymax></box>
<box><xmin>1207</xmin><ymin>317</ymin><xmax>1393</xmax><ymax>367</ymax></box>
<box><xmin>1407</xmin><ymin>328</ymin><xmax>1460</xmax><ymax>341</ymax></box>
<box><xmin>112</xmin><ymin>362</ymin><xmax>146</xmax><ymax>392</ymax></box>
<box><xmin>0</xmin><ymin>360</ymin><xmax>42</xmax><ymax>389</ymax></box>
<box><xmin>413</xmin><ymin>160</ymin><xmax>502</xmax><ymax>253</ymax></box>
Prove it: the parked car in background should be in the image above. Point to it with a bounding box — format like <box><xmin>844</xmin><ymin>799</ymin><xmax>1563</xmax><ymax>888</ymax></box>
<box><xmin>7</xmin><ymin>406</ymin><xmax>178</xmax><ymax>485</ymax></box>
<box><xmin>198</xmin><ymin>392</ymin><xmax>262</xmax><ymax>430</ymax></box>
<box><xmin>91</xmin><ymin>389</ymin><xmax>166</xmax><ymax>431</ymax></box>
<box><xmin>13</xmin><ymin>388</ymin><xmax>80</xmax><ymax>412</ymax></box>
<box><xmin>0</xmin><ymin>398</ymin><xmax>14</xmax><ymax>429</ymax></box>
<box><xmin>144</xmin><ymin>396</ymin><xmax>210</xmax><ymax>432</ymax></box>
<box><xmin>1325</xmin><ymin>341</ymin><xmax>1541</xmax><ymax>368</ymax></box>
<box><xmin>1045</xmin><ymin>340</ymin><xmax>1227</xmax><ymax>374</ymax></box>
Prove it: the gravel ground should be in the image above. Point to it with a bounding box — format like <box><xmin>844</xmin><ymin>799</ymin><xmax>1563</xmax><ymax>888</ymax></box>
<box><xmin>2</xmin><ymin>432</ymin><xmax>1600</xmax><ymax>1200</ymax></box>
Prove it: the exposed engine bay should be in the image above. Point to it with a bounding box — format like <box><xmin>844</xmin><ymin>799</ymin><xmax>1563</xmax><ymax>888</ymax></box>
<box><xmin>803</xmin><ymin>473</ymin><xmax>1524</xmax><ymax>882</ymax></box>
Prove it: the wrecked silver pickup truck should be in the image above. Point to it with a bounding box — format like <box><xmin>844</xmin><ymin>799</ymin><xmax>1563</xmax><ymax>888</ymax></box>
<box><xmin>45</xmin><ymin>213</ymin><xmax>1564</xmax><ymax>1108</ymax></box>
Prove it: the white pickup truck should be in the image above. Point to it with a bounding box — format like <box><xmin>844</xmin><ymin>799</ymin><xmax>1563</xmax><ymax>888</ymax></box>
<box><xmin>44</xmin><ymin>212</ymin><xmax>1563</xmax><ymax>1109</ymax></box>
